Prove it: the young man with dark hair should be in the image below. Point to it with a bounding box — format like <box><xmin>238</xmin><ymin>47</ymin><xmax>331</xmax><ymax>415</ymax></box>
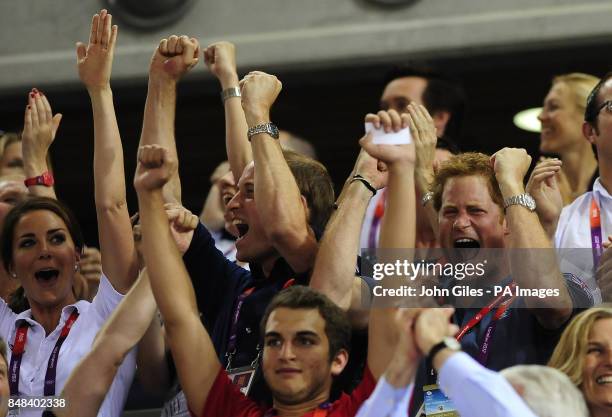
<box><xmin>361</xmin><ymin>64</ymin><xmax>466</xmax><ymax>250</ymax></box>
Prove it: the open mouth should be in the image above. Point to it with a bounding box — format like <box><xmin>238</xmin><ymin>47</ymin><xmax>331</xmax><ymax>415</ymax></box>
<box><xmin>453</xmin><ymin>238</ymin><xmax>481</xmax><ymax>249</ymax></box>
<box><xmin>35</xmin><ymin>268</ymin><xmax>59</xmax><ymax>282</ymax></box>
<box><xmin>235</xmin><ymin>222</ymin><xmax>249</xmax><ymax>238</ymax></box>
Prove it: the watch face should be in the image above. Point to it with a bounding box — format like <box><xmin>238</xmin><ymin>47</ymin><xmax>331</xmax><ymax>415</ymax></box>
<box><xmin>269</xmin><ymin>124</ymin><xmax>280</xmax><ymax>139</ymax></box>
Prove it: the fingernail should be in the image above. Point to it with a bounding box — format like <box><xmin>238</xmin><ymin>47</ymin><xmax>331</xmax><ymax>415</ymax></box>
<box><xmin>32</xmin><ymin>88</ymin><xmax>38</xmax><ymax>93</ymax></box>
<box><xmin>29</xmin><ymin>93</ymin><xmax>34</xmax><ymax>98</ymax></box>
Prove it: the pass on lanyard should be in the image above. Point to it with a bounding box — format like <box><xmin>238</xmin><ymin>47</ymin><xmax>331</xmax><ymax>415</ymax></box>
<box><xmin>9</xmin><ymin>310</ymin><xmax>79</xmax><ymax>396</ymax></box>
<box><xmin>368</xmin><ymin>190</ymin><xmax>386</xmax><ymax>248</ymax></box>
<box><xmin>590</xmin><ymin>197</ymin><xmax>604</xmax><ymax>270</ymax></box>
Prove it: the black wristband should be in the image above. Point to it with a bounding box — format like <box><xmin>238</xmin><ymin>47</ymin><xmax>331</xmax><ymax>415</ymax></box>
<box><xmin>350</xmin><ymin>174</ymin><xmax>377</xmax><ymax>196</ymax></box>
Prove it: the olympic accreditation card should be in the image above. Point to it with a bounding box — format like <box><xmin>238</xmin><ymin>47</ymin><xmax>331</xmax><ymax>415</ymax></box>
<box><xmin>8</xmin><ymin>396</ymin><xmax>67</xmax><ymax>416</ymax></box>
<box><xmin>423</xmin><ymin>384</ymin><xmax>458</xmax><ymax>417</ymax></box>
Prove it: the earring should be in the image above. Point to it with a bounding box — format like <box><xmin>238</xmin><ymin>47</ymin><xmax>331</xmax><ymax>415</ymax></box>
<box><xmin>74</xmin><ymin>264</ymin><xmax>79</xmax><ymax>272</ymax></box>
<box><xmin>11</xmin><ymin>272</ymin><xmax>16</xmax><ymax>278</ymax></box>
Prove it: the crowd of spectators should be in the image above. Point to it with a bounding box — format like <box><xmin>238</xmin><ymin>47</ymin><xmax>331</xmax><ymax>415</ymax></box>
<box><xmin>0</xmin><ymin>8</ymin><xmax>611</xmax><ymax>417</ymax></box>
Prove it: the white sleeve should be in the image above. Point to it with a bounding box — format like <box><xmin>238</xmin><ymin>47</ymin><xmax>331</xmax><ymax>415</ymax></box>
<box><xmin>554</xmin><ymin>205</ymin><xmax>570</xmax><ymax>248</ymax></box>
<box><xmin>438</xmin><ymin>352</ymin><xmax>537</xmax><ymax>417</ymax></box>
<box><xmin>356</xmin><ymin>375</ymin><xmax>412</xmax><ymax>417</ymax></box>
<box><xmin>0</xmin><ymin>298</ymin><xmax>16</xmax><ymax>342</ymax></box>
<box><xmin>90</xmin><ymin>273</ymin><xmax>125</xmax><ymax>321</ymax></box>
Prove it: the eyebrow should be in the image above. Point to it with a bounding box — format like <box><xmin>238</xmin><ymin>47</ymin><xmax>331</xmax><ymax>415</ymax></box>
<box><xmin>264</xmin><ymin>331</ymin><xmax>320</xmax><ymax>339</ymax></box>
<box><xmin>19</xmin><ymin>228</ymin><xmax>66</xmax><ymax>239</ymax></box>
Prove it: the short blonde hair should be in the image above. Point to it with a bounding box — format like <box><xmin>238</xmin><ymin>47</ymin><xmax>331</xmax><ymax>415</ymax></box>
<box><xmin>548</xmin><ymin>305</ymin><xmax>612</xmax><ymax>386</ymax></box>
<box><xmin>552</xmin><ymin>73</ymin><xmax>600</xmax><ymax>113</ymax></box>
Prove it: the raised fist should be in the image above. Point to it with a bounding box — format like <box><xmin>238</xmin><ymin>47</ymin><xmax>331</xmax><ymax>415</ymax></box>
<box><xmin>76</xmin><ymin>9</ymin><xmax>118</xmax><ymax>92</ymax></box>
<box><xmin>239</xmin><ymin>71</ymin><xmax>282</xmax><ymax>123</ymax></box>
<box><xmin>490</xmin><ymin>147</ymin><xmax>532</xmax><ymax>188</ymax></box>
<box><xmin>360</xmin><ymin>110</ymin><xmax>416</xmax><ymax>167</ymax></box>
<box><xmin>134</xmin><ymin>145</ymin><xmax>177</xmax><ymax>192</ymax></box>
<box><xmin>149</xmin><ymin>35</ymin><xmax>200</xmax><ymax>82</ymax></box>
<box><xmin>203</xmin><ymin>42</ymin><xmax>238</xmax><ymax>85</ymax></box>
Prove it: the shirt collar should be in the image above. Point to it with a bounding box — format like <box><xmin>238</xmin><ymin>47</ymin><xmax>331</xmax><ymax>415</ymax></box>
<box><xmin>593</xmin><ymin>177</ymin><xmax>612</xmax><ymax>201</ymax></box>
<box><xmin>14</xmin><ymin>302</ymin><xmax>85</xmax><ymax>329</ymax></box>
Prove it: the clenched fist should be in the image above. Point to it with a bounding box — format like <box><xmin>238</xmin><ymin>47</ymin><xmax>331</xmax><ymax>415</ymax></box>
<box><xmin>149</xmin><ymin>35</ymin><xmax>200</xmax><ymax>82</ymax></box>
<box><xmin>239</xmin><ymin>71</ymin><xmax>282</xmax><ymax>125</ymax></box>
<box><xmin>204</xmin><ymin>42</ymin><xmax>238</xmax><ymax>87</ymax></box>
<box><xmin>490</xmin><ymin>148</ymin><xmax>532</xmax><ymax>195</ymax></box>
<box><xmin>134</xmin><ymin>145</ymin><xmax>178</xmax><ymax>193</ymax></box>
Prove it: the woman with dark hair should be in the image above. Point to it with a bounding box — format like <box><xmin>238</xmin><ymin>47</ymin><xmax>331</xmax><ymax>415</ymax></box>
<box><xmin>0</xmin><ymin>10</ymin><xmax>140</xmax><ymax>417</ymax></box>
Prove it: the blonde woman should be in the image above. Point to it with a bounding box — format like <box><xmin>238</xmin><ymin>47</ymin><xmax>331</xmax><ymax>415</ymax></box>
<box><xmin>538</xmin><ymin>73</ymin><xmax>600</xmax><ymax>204</ymax></box>
<box><xmin>548</xmin><ymin>306</ymin><xmax>612</xmax><ymax>417</ymax></box>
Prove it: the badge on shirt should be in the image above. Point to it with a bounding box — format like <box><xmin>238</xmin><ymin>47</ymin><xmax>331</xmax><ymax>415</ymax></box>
<box><xmin>423</xmin><ymin>384</ymin><xmax>458</xmax><ymax>417</ymax></box>
<box><xmin>227</xmin><ymin>364</ymin><xmax>258</xmax><ymax>395</ymax></box>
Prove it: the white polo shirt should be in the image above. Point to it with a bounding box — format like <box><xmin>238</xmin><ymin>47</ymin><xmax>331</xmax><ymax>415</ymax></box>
<box><xmin>0</xmin><ymin>275</ymin><xmax>136</xmax><ymax>417</ymax></box>
<box><xmin>554</xmin><ymin>177</ymin><xmax>612</xmax><ymax>303</ymax></box>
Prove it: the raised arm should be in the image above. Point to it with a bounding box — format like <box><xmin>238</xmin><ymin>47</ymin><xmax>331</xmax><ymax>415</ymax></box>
<box><xmin>359</xmin><ymin>110</ymin><xmax>417</xmax><ymax>379</ymax></box>
<box><xmin>309</xmin><ymin>145</ymin><xmax>386</xmax><ymax>311</ymax></box>
<box><xmin>141</xmin><ymin>35</ymin><xmax>200</xmax><ymax>204</ymax></box>
<box><xmin>204</xmin><ymin>42</ymin><xmax>252</xmax><ymax>180</ymax></box>
<box><xmin>134</xmin><ymin>144</ymin><xmax>220</xmax><ymax>416</ymax></box>
<box><xmin>21</xmin><ymin>90</ymin><xmax>61</xmax><ymax>199</ymax></box>
<box><xmin>525</xmin><ymin>157</ymin><xmax>563</xmax><ymax>240</ymax></box>
<box><xmin>491</xmin><ymin>148</ymin><xmax>573</xmax><ymax>328</ymax></box>
<box><xmin>76</xmin><ymin>9</ymin><xmax>136</xmax><ymax>293</ymax></box>
<box><xmin>53</xmin><ymin>269</ymin><xmax>158</xmax><ymax>417</ymax></box>
<box><xmin>239</xmin><ymin>72</ymin><xmax>316</xmax><ymax>272</ymax></box>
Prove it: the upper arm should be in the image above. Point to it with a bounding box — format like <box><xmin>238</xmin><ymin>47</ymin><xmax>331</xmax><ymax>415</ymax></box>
<box><xmin>96</xmin><ymin>203</ymin><xmax>138</xmax><ymax>294</ymax></box>
<box><xmin>367</xmin><ymin>307</ymin><xmax>399</xmax><ymax>381</ymax></box>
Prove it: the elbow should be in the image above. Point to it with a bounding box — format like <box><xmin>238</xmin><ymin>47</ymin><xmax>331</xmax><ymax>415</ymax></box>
<box><xmin>95</xmin><ymin>199</ymin><xmax>128</xmax><ymax>215</ymax></box>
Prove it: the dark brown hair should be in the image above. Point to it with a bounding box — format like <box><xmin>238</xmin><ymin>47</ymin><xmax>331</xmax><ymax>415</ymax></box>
<box><xmin>261</xmin><ymin>286</ymin><xmax>351</xmax><ymax>361</ymax></box>
<box><xmin>1</xmin><ymin>197</ymin><xmax>84</xmax><ymax>272</ymax></box>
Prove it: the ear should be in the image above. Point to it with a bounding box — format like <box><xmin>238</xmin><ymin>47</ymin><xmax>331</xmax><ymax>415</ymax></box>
<box><xmin>432</xmin><ymin>110</ymin><xmax>451</xmax><ymax>138</ymax></box>
<box><xmin>583</xmin><ymin>121</ymin><xmax>597</xmax><ymax>145</ymax></box>
<box><xmin>300</xmin><ymin>194</ymin><xmax>311</xmax><ymax>223</ymax></box>
<box><xmin>75</xmin><ymin>249</ymin><xmax>82</xmax><ymax>265</ymax></box>
<box><xmin>330</xmin><ymin>349</ymin><xmax>349</xmax><ymax>377</ymax></box>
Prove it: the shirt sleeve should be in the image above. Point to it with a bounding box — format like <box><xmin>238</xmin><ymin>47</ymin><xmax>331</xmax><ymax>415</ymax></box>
<box><xmin>183</xmin><ymin>222</ymin><xmax>251</xmax><ymax>321</ymax></box>
<box><xmin>90</xmin><ymin>273</ymin><xmax>124</xmax><ymax>321</ymax></box>
<box><xmin>0</xmin><ymin>298</ymin><xmax>16</xmax><ymax>343</ymax></box>
<box><xmin>438</xmin><ymin>352</ymin><xmax>538</xmax><ymax>417</ymax></box>
<box><xmin>194</xmin><ymin>367</ymin><xmax>262</xmax><ymax>417</ymax></box>
<box><xmin>355</xmin><ymin>376</ymin><xmax>412</xmax><ymax>417</ymax></box>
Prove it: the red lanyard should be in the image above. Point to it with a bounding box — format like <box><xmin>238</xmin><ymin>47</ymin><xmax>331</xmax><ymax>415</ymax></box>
<box><xmin>590</xmin><ymin>197</ymin><xmax>603</xmax><ymax>270</ymax></box>
<box><xmin>455</xmin><ymin>282</ymin><xmax>516</xmax><ymax>341</ymax></box>
<box><xmin>9</xmin><ymin>310</ymin><xmax>79</xmax><ymax>396</ymax></box>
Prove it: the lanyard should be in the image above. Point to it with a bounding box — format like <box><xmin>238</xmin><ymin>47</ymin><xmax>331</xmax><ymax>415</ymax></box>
<box><xmin>368</xmin><ymin>190</ymin><xmax>386</xmax><ymax>248</ymax></box>
<box><xmin>455</xmin><ymin>282</ymin><xmax>516</xmax><ymax>366</ymax></box>
<box><xmin>590</xmin><ymin>197</ymin><xmax>604</xmax><ymax>270</ymax></box>
<box><xmin>9</xmin><ymin>310</ymin><xmax>79</xmax><ymax>396</ymax></box>
<box><xmin>227</xmin><ymin>287</ymin><xmax>256</xmax><ymax>357</ymax></box>
<box><xmin>226</xmin><ymin>279</ymin><xmax>296</xmax><ymax>368</ymax></box>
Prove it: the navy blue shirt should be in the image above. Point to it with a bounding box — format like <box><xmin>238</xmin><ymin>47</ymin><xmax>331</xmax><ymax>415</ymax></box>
<box><xmin>183</xmin><ymin>223</ymin><xmax>309</xmax><ymax>367</ymax></box>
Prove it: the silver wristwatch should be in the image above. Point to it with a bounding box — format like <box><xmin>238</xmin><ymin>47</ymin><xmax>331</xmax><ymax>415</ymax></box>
<box><xmin>220</xmin><ymin>86</ymin><xmax>241</xmax><ymax>102</ymax></box>
<box><xmin>247</xmin><ymin>122</ymin><xmax>280</xmax><ymax>141</ymax></box>
<box><xmin>503</xmin><ymin>193</ymin><xmax>536</xmax><ymax>211</ymax></box>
